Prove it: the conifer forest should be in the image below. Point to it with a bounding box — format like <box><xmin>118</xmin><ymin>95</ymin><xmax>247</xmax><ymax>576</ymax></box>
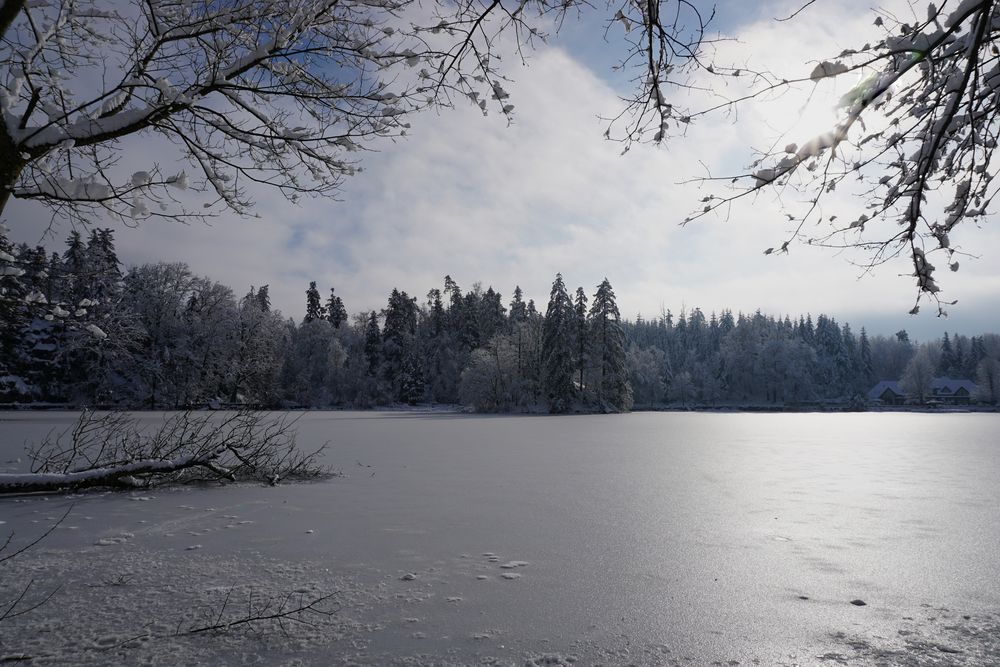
<box><xmin>2</xmin><ymin>228</ymin><xmax>999</xmax><ymax>412</ymax></box>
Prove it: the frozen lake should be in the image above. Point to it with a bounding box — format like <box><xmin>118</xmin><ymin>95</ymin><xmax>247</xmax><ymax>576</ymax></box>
<box><xmin>2</xmin><ymin>411</ymin><xmax>999</xmax><ymax>665</ymax></box>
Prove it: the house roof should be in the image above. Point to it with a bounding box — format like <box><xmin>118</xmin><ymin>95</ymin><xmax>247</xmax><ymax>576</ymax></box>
<box><xmin>931</xmin><ymin>377</ymin><xmax>978</xmax><ymax>395</ymax></box>
<box><xmin>868</xmin><ymin>380</ymin><xmax>904</xmax><ymax>401</ymax></box>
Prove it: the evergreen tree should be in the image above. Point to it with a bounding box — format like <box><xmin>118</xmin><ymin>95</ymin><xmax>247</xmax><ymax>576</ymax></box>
<box><xmin>255</xmin><ymin>285</ymin><xmax>271</xmax><ymax>312</ymax></box>
<box><xmin>83</xmin><ymin>229</ymin><xmax>123</xmax><ymax>306</ymax></box>
<box><xmin>541</xmin><ymin>273</ymin><xmax>574</xmax><ymax>413</ymax></box>
<box><xmin>859</xmin><ymin>327</ymin><xmax>874</xmax><ymax>382</ymax></box>
<box><xmin>326</xmin><ymin>287</ymin><xmax>347</xmax><ymax>328</ymax></box>
<box><xmin>509</xmin><ymin>286</ymin><xmax>527</xmax><ymax>324</ymax></box>
<box><xmin>573</xmin><ymin>286</ymin><xmax>589</xmax><ymax>397</ymax></box>
<box><xmin>588</xmin><ymin>278</ymin><xmax>632</xmax><ymax>412</ymax></box>
<box><xmin>444</xmin><ymin>275</ymin><xmax>464</xmax><ymax>331</ymax></box>
<box><xmin>304</xmin><ymin>281</ymin><xmax>325</xmax><ymax>322</ymax></box>
<box><xmin>382</xmin><ymin>289</ymin><xmax>422</xmax><ymax>401</ymax></box>
<box><xmin>363</xmin><ymin>311</ymin><xmax>381</xmax><ymax>375</ymax></box>
<box><xmin>0</xmin><ymin>226</ymin><xmax>28</xmax><ymax>397</ymax></box>
<box><xmin>427</xmin><ymin>288</ymin><xmax>445</xmax><ymax>335</ymax></box>
<box><xmin>461</xmin><ymin>288</ymin><xmax>482</xmax><ymax>348</ymax></box>
<box><xmin>62</xmin><ymin>231</ymin><xmax>87</xmax><ymax>306</ymax></box>
<box><xmin>939</xmin><ymin>332</ymin><xmax>956</xmax><ymax>376</ymax></box>
<box><xmin>479</xmin><ymin>286</ymin><xmax>506</xmax><ymax>341</ymax></box>
<box><xmin>953</xmin><ymin>336</ymin><xmax>967</xmax><ymax>378</ymax></box>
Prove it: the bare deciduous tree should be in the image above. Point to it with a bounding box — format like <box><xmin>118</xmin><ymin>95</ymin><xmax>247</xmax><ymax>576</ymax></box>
<box><xmin>0</xmin><ymin>0</ymin><xmax>703</xmax><ymax>224</ymax></box>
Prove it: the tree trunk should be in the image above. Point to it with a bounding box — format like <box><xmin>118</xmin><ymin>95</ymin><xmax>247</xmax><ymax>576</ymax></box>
<box><xmin>0</xmin><ymin>131</ymin><xmax>25</xmax><ymax>218</ymax></box>
<box><xmin>0</xmin><ymin>450</ymin><xmax>231</xmax><ymax>495</ymax></box>
<box><xmin>0</xmin><ymin>0</ymin><xmax>25</xmax><ymax>42</ymax></box>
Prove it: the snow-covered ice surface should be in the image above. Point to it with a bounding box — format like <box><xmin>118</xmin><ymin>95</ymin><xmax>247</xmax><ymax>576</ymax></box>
<box><xmin>2</xmin><ymin>410</ymin><xmax>1000</xmax><ymax>665</ymax></box>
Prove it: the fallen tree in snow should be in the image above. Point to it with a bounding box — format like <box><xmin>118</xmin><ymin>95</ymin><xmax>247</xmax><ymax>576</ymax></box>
<box><xmin>0</xmin><ymin>411</ymin><xmax>329</xmax><ymax>494</ymax></box>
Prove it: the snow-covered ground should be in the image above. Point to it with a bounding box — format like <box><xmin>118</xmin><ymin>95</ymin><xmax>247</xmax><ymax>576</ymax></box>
<box><xmin>2</xmin><ymin>411</ymin><xmax>999</xmax><ymax>665</ymax></box>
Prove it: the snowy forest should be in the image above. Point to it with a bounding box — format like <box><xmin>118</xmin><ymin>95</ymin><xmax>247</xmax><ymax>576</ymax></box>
<box><xmin>2</xmin><ymin>227</ymin><xmax>1000</xmax><ymax>412</ymax></box>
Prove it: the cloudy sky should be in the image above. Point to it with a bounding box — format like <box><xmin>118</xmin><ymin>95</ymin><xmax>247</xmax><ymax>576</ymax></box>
<box><xmin>5</xmin><ymin>0</ymin><xmax>999</xmax><ymax>341</ymax></box>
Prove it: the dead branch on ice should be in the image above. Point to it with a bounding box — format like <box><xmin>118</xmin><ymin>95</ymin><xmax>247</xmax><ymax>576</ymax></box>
<box><xmin>182</xmin><ymin>587</ymin><xmax>340</xmax><ymax>637</ymax></box>
<box><xmin>0</xmin><ymin>411</ymin><xmax>330</xmax><ymax>494</ymax></box>
<box><xmin>87</xmin><ymin>587</ymin><xmax>341</xmax><ymax>654</ymax></box>
<box><xmin>0</xmin><ymin>505</ymin><xmax>72</xmax><ymax>623</ymax></box>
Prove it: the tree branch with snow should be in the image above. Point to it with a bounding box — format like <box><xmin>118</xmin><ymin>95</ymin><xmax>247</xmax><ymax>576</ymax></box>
<box><xmin>687</xmin><ymin>0</ymin><xmax>1000</xmax><ymax>314</ymax></box>
<box><xmin>0</xmin><ymin>410</ymin><xmax>331</xmax><ymax>494</ymax></box>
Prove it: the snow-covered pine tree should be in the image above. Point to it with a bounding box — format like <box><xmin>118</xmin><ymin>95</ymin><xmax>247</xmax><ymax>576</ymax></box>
<box><xmin>588</xmin><ymin>278</ymin><xmax>632</xmax><ymax>412</ymax></box>
<box><xmin>939</xmin><ymin>332</ymin><xmax>956</xmax><ymax>376</ymax></box>
<box><xmin>573</xmin><ymin>286</ymin><xmax>589</xmax><ymax>401</ymax></box>
<box><xmin>304</xmin><ymin>282</ymin><xmax>325</xmax><ymax>323</ymax></box>
<box><xmin>541</xmin><ymin>273</ymin><xmax>574</xmax><ymax>413</ymax></box>
<box><xmin>479</xmin><ymin>287</ymin><xmax>506</xmax><ymax>342</ymax></box>
<box><xmin>427</xmin><ymin>288</ymin><xmax>445</xmax><ymax>336</ymax></box>
<box><xmin>0</xmin><ymin>224</ymin><xmax>28</xmax><ymax>399</ymax></box>
<box><xmin>859</xmin><ymin>327</ymin><xmax>874</xmax><ymax>385</ymax></box>
<box><xmin>382</xmin><ymin>288</ymin><xmax>421</xmax><ymax>402</ymax></box>
<box><xmin>255</xmin><ymin>285</ymin><xmax>272</xmax><ymax>312</ymax></box>
<box><xmin>363</xmin><ymin>311</ymin><xmax>381</xmax><ymax>376</ymax></box>
<box><xmin>326</xmin><ymin>288</ymin><xmax>348</xmax><ymax>329</ymax></box>
<box><xmin>509</xmin><ymin>286</ymin><xmax>527</xmax><ymax>325</ymax></box>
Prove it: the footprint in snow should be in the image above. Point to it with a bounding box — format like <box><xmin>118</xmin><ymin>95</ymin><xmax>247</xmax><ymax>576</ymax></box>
<box><xmin>499</xmin><ymin>560</ymin><xmax>529</xmax><ymax>569</ymax></box>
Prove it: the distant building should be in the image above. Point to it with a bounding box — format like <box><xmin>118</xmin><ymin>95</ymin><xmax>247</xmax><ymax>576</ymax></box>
<box><xmin>929</xmin><ymin>377</ymin><xmax>978</xmax><ymax>405</ymax></box>
<box><xmin>868</xmin><ymin>377</ymin><xmax>979</xmax><ymax>406</ymax></box>
<box><xmin>868</xmin><ymin>380</ymin><xmax>906</xmax><ymax>406</ymax></box>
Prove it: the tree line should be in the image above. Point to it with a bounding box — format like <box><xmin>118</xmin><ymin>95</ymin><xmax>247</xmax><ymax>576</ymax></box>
<box><xmin>2</xmin><ymin>228</ymin><xmax>999</xmax><ymax>411</ymax></box>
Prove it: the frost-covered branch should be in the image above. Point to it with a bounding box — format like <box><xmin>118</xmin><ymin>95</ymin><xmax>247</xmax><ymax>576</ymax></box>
<box><xmin>690</xmin><ymin>0</ymin><xmax>1000</xmax><ymax>313</ymax></box>
<box><xmin>0</xmin><ymin>0</ymin><xmax>724</xmax><ymax>225</ymax></box>
<box><xmin>0</xmin><ymin>410</ymin><xmax>330</xmax><ymax>494</ymax></box>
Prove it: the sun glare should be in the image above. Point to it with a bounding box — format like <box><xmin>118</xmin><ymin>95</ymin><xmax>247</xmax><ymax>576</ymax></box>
<box><xmin>774</xmin><ymin>78</ymin><xmax>846</xmax><ymax>150</ymax></box>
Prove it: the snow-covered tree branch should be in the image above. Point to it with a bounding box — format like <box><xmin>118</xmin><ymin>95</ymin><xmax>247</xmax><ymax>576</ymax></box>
<box><xmin>0</xmin><ymin>410</ymin><xmax>330</xmax><ymax>494</ymax></box>
<box><xmin>0</xmin><ymin>0</ymin><xmax>708</xmax><ymax>225</ymax></box>
<box><xmin>688</xmin><ymin>0</ymin><xmax>1000</xmax><ymax>313</ymax></box>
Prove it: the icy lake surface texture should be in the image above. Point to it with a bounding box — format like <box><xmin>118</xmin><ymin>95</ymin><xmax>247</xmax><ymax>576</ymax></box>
<box><xmin>2</xmin><ymin>411</ymin><xmax>999</xmax><ymax>666</ymax></box>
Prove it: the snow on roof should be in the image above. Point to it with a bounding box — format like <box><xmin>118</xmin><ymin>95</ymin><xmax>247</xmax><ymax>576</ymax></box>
<box><xmin>868</xmin><ymin>380</ymin><xmax>904</xmax><ymax>400</ymax></box>
<box><xmin>930</xmin><ymin>377</ymin><xmax>977</xmax><ymax>395</ymax></box>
